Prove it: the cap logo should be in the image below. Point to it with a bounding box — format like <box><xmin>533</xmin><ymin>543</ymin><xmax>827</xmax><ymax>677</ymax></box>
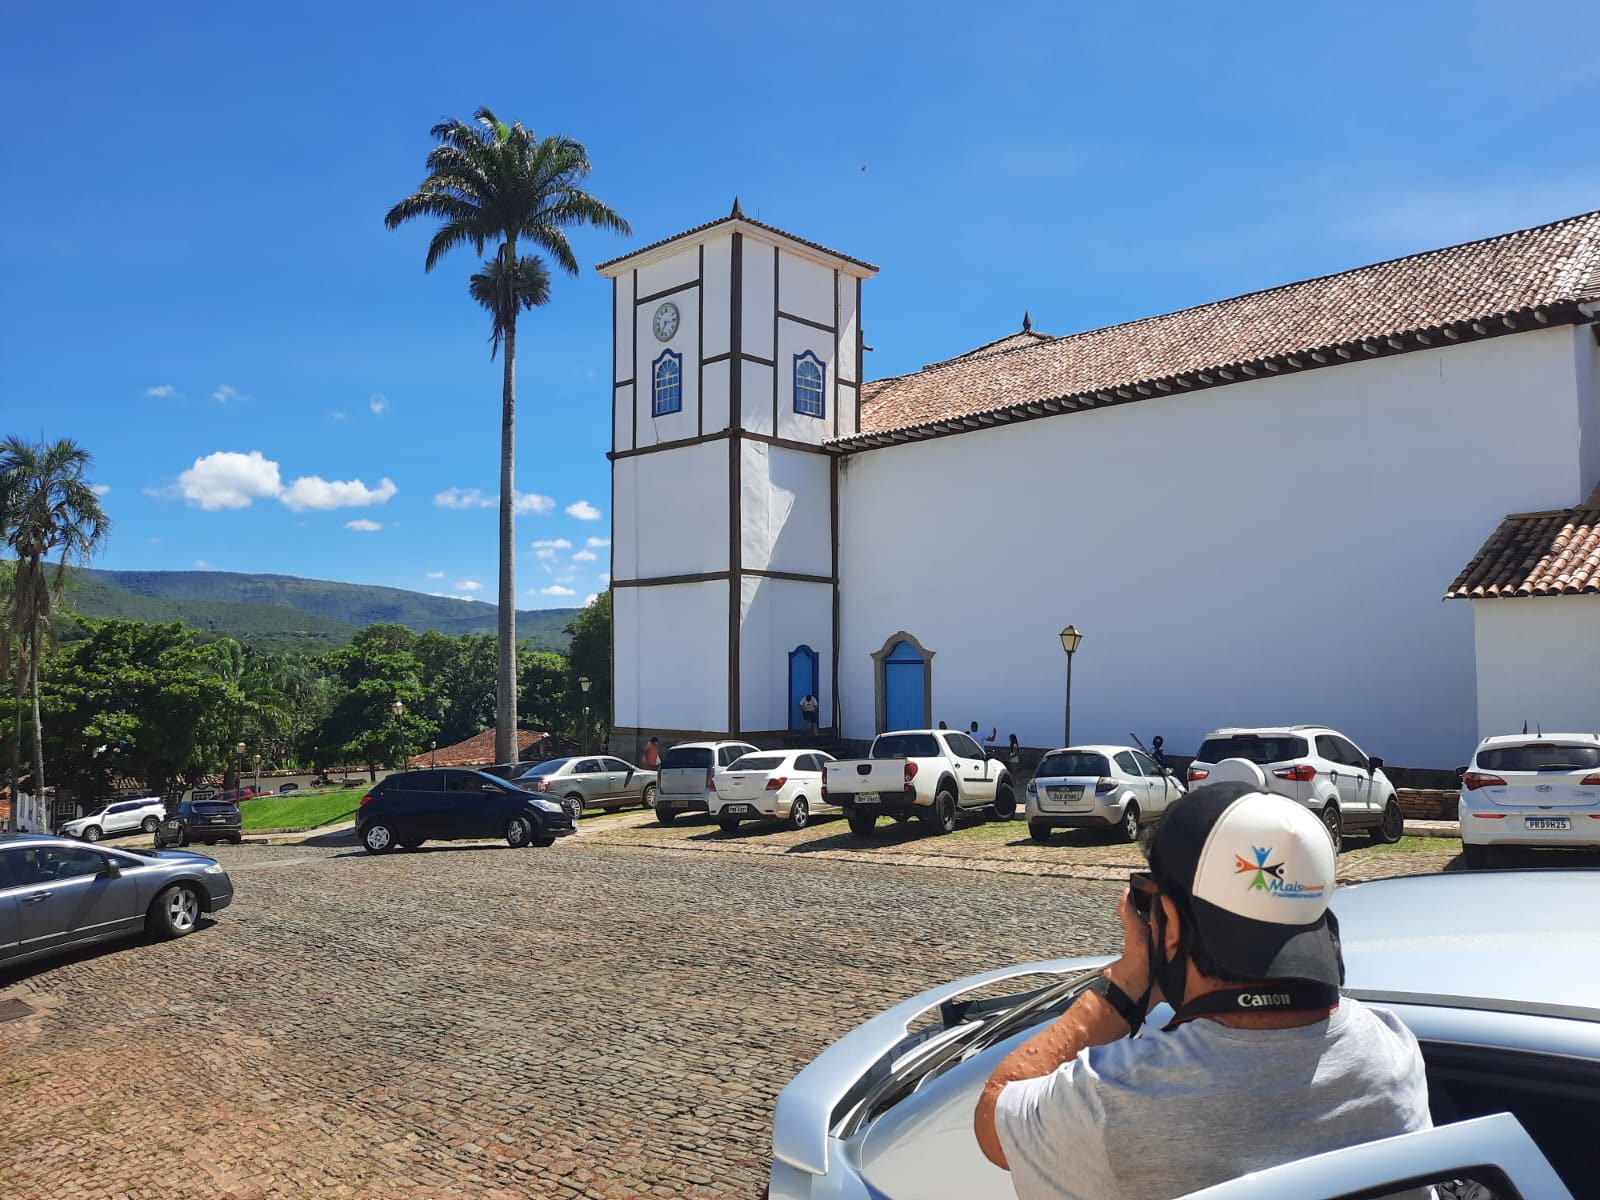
<box><xmin>1236</xmin><ymin>845</ymin><xmax>1324</xmax><ymax>900</ymax></box>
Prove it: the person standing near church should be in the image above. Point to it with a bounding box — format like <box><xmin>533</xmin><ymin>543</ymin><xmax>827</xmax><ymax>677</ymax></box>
<box><xmin>641</xmin><ymin>736</ymin><xmax>660</xmax><ymax>770</ymax></box>
<box><xmin>800</xmin><ymin>693</ymin><xmax>820</xmax><ymax>735</ymax></box>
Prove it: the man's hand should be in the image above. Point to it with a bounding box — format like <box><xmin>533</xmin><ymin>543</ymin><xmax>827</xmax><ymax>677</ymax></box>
<box><xmin>1103</xmin><ymin>889</ymin><xmax>1154</xmax><ymax>1002</ymax></box>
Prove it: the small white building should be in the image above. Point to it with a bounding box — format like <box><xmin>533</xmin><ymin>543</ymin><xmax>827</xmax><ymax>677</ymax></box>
<box><xmin>597</xmin><ymin>205</ymin><xmax>1600</xmax><ymax>769</ymax></box>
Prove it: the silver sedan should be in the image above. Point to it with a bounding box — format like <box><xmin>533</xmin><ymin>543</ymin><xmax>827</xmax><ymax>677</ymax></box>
<box><xmin>0</xmin><ymin>834</ymin><xmax>234</xmax><ymax>969</ymax></box>
<box><xmin>512</xmin><ymin>755</ymin><xmax>657</xmax><ymax>819</ymax></box>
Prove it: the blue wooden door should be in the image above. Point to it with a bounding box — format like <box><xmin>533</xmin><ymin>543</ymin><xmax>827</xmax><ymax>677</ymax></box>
<box><xmin>788</xmin><ymin>645</ymin><xmax>819</xmax><ymax>730</ymax></box>
<box><xmin>883</xmin><ymin>641</ymin><xmax>926</xmax><ymax>731</ymax></box>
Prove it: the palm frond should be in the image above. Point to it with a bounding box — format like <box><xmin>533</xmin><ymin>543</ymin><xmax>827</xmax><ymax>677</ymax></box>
<box><xmin>469</xmin><ymin>253</ymin><xmax>552</xmax><ymax>359</ymax></box>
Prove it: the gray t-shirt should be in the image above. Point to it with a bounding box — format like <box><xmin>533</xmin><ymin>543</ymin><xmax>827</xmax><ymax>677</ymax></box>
<box><xmin>995</xmin><ymin>999</ymin><xmax>1432</xmax><ymax>1200</ymax></box>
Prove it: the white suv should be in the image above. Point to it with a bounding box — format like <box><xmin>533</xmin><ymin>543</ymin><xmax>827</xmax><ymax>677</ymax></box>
<box><xmin>1459</xmin><ymin>732</ymin><xmax>1600</xmax><ymax>867</ymax></box>
<box><xmin>1188</xmin><ymin>726</ymin><xmax>1402</xmax><ymax>847</ymax></box>
<box><xmin>60</xmin><ymin>796</ymin><xmax>169</xmax><ymax>842</ymax></box>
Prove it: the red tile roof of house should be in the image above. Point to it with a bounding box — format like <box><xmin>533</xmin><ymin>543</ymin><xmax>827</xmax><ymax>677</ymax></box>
<box><xmin>846</xmin><ymin>209</ymin><xmax>1600</xmax><ymax>446</ymax></box>
<box><xmin>1447</xmin><ymin>485</ymin><xmax>1600</xmax><ymax>599</ymax></box>
<box><xmin>406</xmin><ymin>728</ymin><xmax>547</xmax><ymax>769</ymax></box>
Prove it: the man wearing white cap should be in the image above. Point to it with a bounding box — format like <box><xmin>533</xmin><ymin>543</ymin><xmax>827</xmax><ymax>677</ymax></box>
<box><xmin>974</xmin><ymin>782</ymin><xmax>1432</xmax><ymax>1199</ymax></box>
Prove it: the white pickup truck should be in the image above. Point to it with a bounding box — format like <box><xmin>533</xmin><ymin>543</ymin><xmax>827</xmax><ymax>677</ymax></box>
<box><xmin>823</xmin><ymin>729</ymin><xmax>1015</xmax><ymax>837</ymax></box>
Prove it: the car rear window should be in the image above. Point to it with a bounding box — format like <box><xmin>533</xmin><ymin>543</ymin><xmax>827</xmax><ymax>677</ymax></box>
<box><xmin>728</xmin><ymin>754</ymin><xmax>785</xmax><ymax>772</ymax></box>
<box><xmin>1197</xmin><ymin>735</ymin><xmax>1308</xmax><ymax>764</ymax></box>
<box><xmin>192</xmin><ymin>802</ymin><xmax>236</xmax><ymax>815</ymax></box>
<box><xmin>1477</xmin><ymin>744</ymin><xmax>1600</xmax><ymax>772</ymax></box>
<box><xmin>1035</xmin><ymin>751</ymin><xmax>1110</xmax><ymax>777</ymax></box>
<box><xmin>661</xmin><ymin>748</ymin><xmax>713</xmax><ymax>769</ymax></box>
<box><xmin>872</xmin><ymin>734</ymin><xmax>939</xmax><ymax>758</ymax></box>
<box><xmin>519</xmin><ymin>759</ymin><xmax>569</xmax><ymax>777</ymax></box>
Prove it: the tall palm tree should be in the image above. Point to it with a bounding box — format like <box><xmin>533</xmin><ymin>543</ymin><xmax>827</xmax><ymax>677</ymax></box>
<box><xmin>0</xmin><ymin>437</ymin><xmax>109</xmax><ymax>823</ymax></box>
<box><xmin>385</xmin><ymin>107</ymin><xmax>629</xmax><ymax>767</ymax></box>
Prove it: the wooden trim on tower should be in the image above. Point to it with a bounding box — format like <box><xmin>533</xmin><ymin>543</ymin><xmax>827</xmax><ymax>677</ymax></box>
<box><xmin>631</xmin><ymin>268</ymin><xmax>640</xmax><ymax>448</ymax></box>
<box><xmin>728</xmin><ymin>230</ymin><xmax>744</xmax><ymax>736</ymax></box>
<box><xmin>855</xmin><ymin>276</ymin><xmax>864</xmax><ymax>435</ymax></box>
<box><xmin>612</xmin><ymin>571</ymin><xmax>730</xmax><ymax>588</ymax></box>
<box><xmin>697</xmin><ymin>244</ymin><xmax>705</xmax><ymax>440</ymax></box>
<box><xmin>772</xmin><ymin>245</ymin><xmax>780</xmax><ymax>435</ymax></box>
<box><xmin>780</xmin><ymin>309</ymin><xmax>836</xmax><ymax>335</ymax></box>
<box><xmin>635</xmin><ymin>279</ymin><xmax>699</xmax><ymax>306</ymax></box>
<box><xmin>830</xmin><ymin>454</ymin><xmax>841</xmax><ymax>735</ymax></box>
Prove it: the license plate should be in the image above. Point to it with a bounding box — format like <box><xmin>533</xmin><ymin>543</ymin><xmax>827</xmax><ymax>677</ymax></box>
<box><xmin>668</xmin><ymin>799</ymin><xmax>693</xmax><ymax>809</ymax></box>
<box><xmin>1048</xmin><ymin>786</ymin><xmax>1084</xmax><ymax>801</ymax></box>
<box><xmin>724</xmin><ymin>804</ymin><xmax>751</xmax><ymax>815</ymax></box>
<box><xmin>1525</xmin><ymin>816</ymin><xmax>1570</xmax><ymax>831</ymax></box>
<box><xmin>856</xmin><ymin>796</ymin><xmax>879</xmax><ymax>807</ymax></box>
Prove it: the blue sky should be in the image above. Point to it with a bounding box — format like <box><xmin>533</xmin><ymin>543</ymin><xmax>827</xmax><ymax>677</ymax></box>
<box><xmin>3</xmin><ymin>1</ymin><xmax>1596</xmax><ymax>609</ymax></box>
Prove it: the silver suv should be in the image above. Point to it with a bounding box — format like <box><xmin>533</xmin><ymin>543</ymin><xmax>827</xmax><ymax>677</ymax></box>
<box><xmin>1188</xmin><ymin>725</ymin><xmax>1403</xmax><ymax>846</ymax></box>
<box><xmin>60</xmin><ymin>796</ymin><xmax>169</xmax><ymax>842</ymax></box>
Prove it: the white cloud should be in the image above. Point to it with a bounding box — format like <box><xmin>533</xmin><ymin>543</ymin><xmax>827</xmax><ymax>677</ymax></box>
<box><xmin>586</xmin><ymin>537</ymin><xmax>610</xmax><ymax>548</ymax></box>
<box><xmin>90</xmin><ymin>483</ymin><xmax>111</xmax><ymax>496</ymax></box>
<box><xmin>177</xmin><ymin>450</ymin><xmax>283</xmax><ymax>510</ymax></box>
<box><xmin>434</xmin><ymin>487</ymin><xmax>492</xmax><ymax>509</ymax></box>
<box><xmin>535</xmin><ymin>548</ymin><xmax>557</xmax><ymax>561</ymax></box>
<box><xmin>429</xmin><ymin>592</ymin><xmax>484</xmax><ymax>602</ymax></box>
<box><xmin>426</xmin><ymin>570</ymin><xmax>445</xmax><ymax>579</ymax></box>
<box><xmin>554</xmin><ymin>573</ymin><xmax>576</xmax><ymax>584</ymax></box>
<box><xmin>583</xmin><ymin>593</ymin><xmax>598</xmax><ymax>606</ymax></box>
<box><xmin>147</xmin><ymin>536</ymin><xmax>161</xmax><ymax>544</ymax></box>
<box><xmin>329</xmin><ymin>411</ymin><xmax>347</xmax><ymax>421</ymax></box>
<box><xmin>565</xmin><ymin>500</ymin><xmax>602</xmax><ymax>521</ymax></box>
<box><xmin>532</xmin><ymin>538</ymin><xmax>571</xmax><ymax>550</ymax></box>
<box><xmin>540</xmin><ymin>585</ymin><xmax>576</xmax><ymax>597</ymax></box>
<box><xmin>455</xmin><ymin>579</ymin><xmax>483</xmax><ymax>592</ymax></box>
<box><xmin>345</xmin><ymin>519</ymin><xmax>383</xmax><ymax>532</ymax></box>
<box><xmin>212</xmin><ymin>384</ymin><xmax>249</xmax><ymax>404</ymax></box>
<box><xmin>599</xmin><ymin>573</ymin><xmax>610</xmax><ymax>585</ymax></box>
<box><xmin>194</xmin><ymin>559</ymin><xmax>211</xmax><ymax>569</ymax></box>
<box><xmin>572</xmin><ymin>549</ymin><xmax>597</xmax><ymax>562</ymax></box>
<box><xmin>515</xmin><ymin>491</ymin><xmax>555</xmax><ymax>515</ymax></box>
<box><xmin>145</xmin><ymin>384</ymin><xmax>180</xmax><ymax>399</ymax></box>
<box><xmin>281</xmin><ymin>475</ymin><xmax>396</xmax><ymax>512</ymax></box>
<box><xmin>369</xmin><ymin>393</ymin><xmax>388</xmax><ymax>415</ymax></box>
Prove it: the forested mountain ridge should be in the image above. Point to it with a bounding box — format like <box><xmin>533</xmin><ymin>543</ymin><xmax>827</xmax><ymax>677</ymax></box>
<box><xmin>58</xmin><ymin>567</ymin><xmax>579</xmax><ymax>652</ymax></box>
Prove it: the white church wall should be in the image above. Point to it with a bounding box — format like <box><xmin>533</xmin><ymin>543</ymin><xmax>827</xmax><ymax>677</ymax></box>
<box><xmin>776</xmin><ymin>320</ymin><xmax>836</xmax><ymax>444</ymax></box>
<box><xmin>613</xmin><ymin>445</ymin><xmax>729</xmax><ymax>581</ymax></box>
<box><xmin>740</xmin><ymin>442</ymin><xmax>832</xmax><ymax>576</ymax></box>
<box><xmin>742</xmin><ymin>243</ymin><xmax>776</xmax><ymax>361</ymax></box>
<box><xmin>1577</xmin><ymin>325</ymin><xmax>1600</xmax><ymax>499</ymax></box>
<box><xmin>739</xmin><ymin>576</ymin><xmax>833</xmax><ymax>733</ymax></box>
<box><xmin>613</xmin><ymin>384</ymin><xmax>634</xmax><ymax>454</ymax></box>
<box><xmin>1473</xmin><ymin>596</ymin><xmax>1600</xmax><ymax>741</ymax></box>
<box><xmin>635</xmin><ymin>245</ymin><xmax>698</xmax><ymax>302</ymax></box>
<box><xmin>703</xmin><ymin>236</ymin><xmax>732</xmax><ymax>360</ymax></box>
<box><xmin>778</xmin><ymin>253</ymin><xmax>835</xmax><ymax>327</ymax></box>
<box><xmin>615</xmin><ymin>581</ymin><xmax>730</xmax><ymax>732</ymax></box>
<box><xmin>837</xmin><ymin>276</ymin><xmax>860</xmax><ymax>435</ymax></box>
<box><xmin>741</xmin><ymin>359</ymin><xmax>775</xmax><ymax>436</ymax></box>
<box><xmin>703</xmin><ymin>358</ymin><xmax>731</xmax><ymax>432</ymax></box>
<box><xmin>613</xmin><ymin>271</ymin><xmax>635</xmax><ymax>394</ymax></box>
<box><xmin>634</xmin><ymin>288</ymin><xmax>701</xmax><ymax>446</ymax></box>
<box><xmin>839</xmin><ymin>326</ymin><xmax>1585</xmax><ymax>767</ymax></box>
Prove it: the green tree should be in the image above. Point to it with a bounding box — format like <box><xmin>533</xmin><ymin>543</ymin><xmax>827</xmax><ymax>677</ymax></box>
<box><xmin>385</xmin><ymin>107</ymin><xmax>628</xmax><ymax>767</ymax></box>
<box><xmin>565</xmin><ymin>591</ymin><xmax>611</xmax><ymax>748</ymax></box>
<box><xmin>414</xmin><ymin>630</ymin><xmax>498</xmax><ymax>745</ymax></box>
<box><xmin>518</xmin><ymin>648</ymin><xmax>569</xmax><ymax>736</ymax></box>
<box><xmin>314</xmin><ymin>625</ymin><xmax>433</xmax><ymax>779</ymax></box>
<box><xmin>1</xmin><ymin>436</ymin><xmax>109</xmax><ymax>816</ymax></box>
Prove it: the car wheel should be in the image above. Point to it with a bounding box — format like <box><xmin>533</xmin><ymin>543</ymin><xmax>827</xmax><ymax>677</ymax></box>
<box><xmin>641</xmin><ymin>783</ymin><xmax>656</xmax><ymax>810</ymax></box>
<box><xmin>362</xmin><ymin>821</ymin><xmax>397</xmax><ymax>854</ymax></box>
<box><xmin>1118</xmin><ymin>803</ymin><xmax>1141</xmax><ymax>844</ymax></box>
<box><xmin>718</xmin><ymin>817</ymin><xmax>741</xmax><ymax>834</ymax></box>
<box><xmin>1028</xmin><ymin>820</ymin><xmax>1051</xmax><ymax>844</ymax></box>
<box><xmin>564</xmin><ymin>793</ymin><xmax>586</xmax><ymax>822</ymax></box>
<box><xmin>141</xmin><ymin>816</ymin><xmax>160</xmax><ymax>833</ymax></box>
<box><xmin>1462</xmin><ymin>842</ymin><xmax>1489</xmax><ymax>868</ymax></box>
<box><xmin>82</xmin><ymin>825</ymin><xmax>102</xmax><ymax>843</ymax></box>
<box><xmin>655</xmin><ymin>806</ymin><xmax>678</xmax><ymax>826</ymax></box>
<box><xmin>1371</xmin><ymin>798</ymin><xmax>1404</xmax><ymax>845</ymax></box>
<box><xmin>846</xmin><ymin>806</ymin><xmax>877</xmax><ymax>837</ymax></box>
<box><xmin>506</xmin><ymin>816</ymin><xmax>533</xmax><ymax>848</ymax></box>
<box><xmin>788</xmin><ymin>796</ymin><xmax>810</xmax><ymax>831</ymax></box>
<box><xmin>992</xmin><ymin>784</ymin><xmax>1017</xmax><ymax>821</ymax></box>
<box><xmin>922</xmin><ymin>787</ymin><xmax>958</xmax><ymax>835</ymax></box>
<box><xmin>1320</xmin><ymin>803</ymin><xmax>1342</xmax><ymax>850</ymax></box>
<box><xmin>149</xmin><ymin>883</ymin><xmax>201</xmax><ymax>938</ymax></box>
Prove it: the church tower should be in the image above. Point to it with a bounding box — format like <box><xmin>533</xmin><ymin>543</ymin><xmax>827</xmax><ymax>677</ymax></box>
<box><xmin>596</xmin><ymin>203</ymin><xmax>876</xmax><ymax>757</ymax></box>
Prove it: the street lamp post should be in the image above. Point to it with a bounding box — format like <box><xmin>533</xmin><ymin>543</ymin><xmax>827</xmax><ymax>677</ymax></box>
<box><xmin>391</xmin><ymin>699</ymin><xmax>406</xmax><ymax>770</ymax></box>
<box><xmin>1059</xmin><ymin>626</ymin><xmax>1084</xmax><ymax>747</ymax></box>
<box><xmin>430</xmin><ymin>739</ymin><xmax>437</xmax><ymax>768</ymax></box>
<box><xmin>235</xmin><ymin>741</ymin><xmax>246</xmax><ymax>790</ymax></box>
<box><xmin>253</xmin><ymin>753</ymin><xmax>261</xmax><ymax>795</ymax></box>
<box><xmin>578</xmin><ymin>676</ymin><xmax>592</xmax><ymax>754</ymax></box>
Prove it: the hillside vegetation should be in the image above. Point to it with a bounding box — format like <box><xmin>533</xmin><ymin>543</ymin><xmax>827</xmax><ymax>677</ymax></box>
<box><xmin>60</xmin><ymin>567</ymin><xmax>578</xmax><ymax>653</ymax></box>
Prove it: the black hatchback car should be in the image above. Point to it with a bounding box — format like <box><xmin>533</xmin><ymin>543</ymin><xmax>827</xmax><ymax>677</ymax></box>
<box><xmin>154</xmin><ymin>798</ymin><xmax>244</xmax><ymax>847</ymax></box>
<box><xmin>356</xmin><ymin>768</ymin><xmax>576</xmax><ymax>854</ymax></box>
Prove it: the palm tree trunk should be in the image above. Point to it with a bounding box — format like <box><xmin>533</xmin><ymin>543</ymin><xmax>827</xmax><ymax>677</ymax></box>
<box><xmin>28</xmin><ymin>624</ymin><xmax>46</xmax><ymax>830</ymax></box>
<box><xmin>6</xmin><ymin>660</ymin><xmax>21</xmax><ymax>834</ymax></box>
<box><xmin>495</xmin><ymin>238</ymin><xmax>519</xmax><ymax>768</ymax></box>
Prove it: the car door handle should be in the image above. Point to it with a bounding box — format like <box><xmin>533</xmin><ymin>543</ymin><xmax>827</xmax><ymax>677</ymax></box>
<box><xmin>24</xmin><ymin>891</ymin><xmax>53</xmax><ymax>903</ymax></box>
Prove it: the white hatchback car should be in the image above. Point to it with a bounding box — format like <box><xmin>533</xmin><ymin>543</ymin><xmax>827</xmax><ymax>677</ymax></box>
<box><xmin>654</xmin><ymin>740</ymin><xmax>759</xmax><ymax>824</ymax></box>
<box><xmin>711</xmin><ymin>750</ymin><xmax>835</xmax><ymax>832</ymax></box>
<box><xmin>59</xmin><ymin>796</ymin><xmax>168</xmax><ymax>842</ymax></box>
<box><xmin>1459</xmin><ymin>732</ymin><xmax>1600</xmax><ymax>866</ymax></box>
<box><xmin>1024</xmin><ymin>745</ymin><xmax>1183</xmax><ymax>844</ymax></box>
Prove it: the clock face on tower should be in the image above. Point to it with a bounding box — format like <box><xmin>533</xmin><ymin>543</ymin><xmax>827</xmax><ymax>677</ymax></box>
<box><xmin>652</xmin><ymin>301</ymin><xmax>680</xmax><ymax>342</ymax></box>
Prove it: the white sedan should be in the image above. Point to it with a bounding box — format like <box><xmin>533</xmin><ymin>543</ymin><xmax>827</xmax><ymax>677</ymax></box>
<box><xmin>1459</xmin><ymin>732</ymin><xmax>1600</xmax><ymax>866</ymax></box>
<box><xmin>710</xmin><ymin>750</ymin><xmax>835</xmax><ymax>832</ymax></box>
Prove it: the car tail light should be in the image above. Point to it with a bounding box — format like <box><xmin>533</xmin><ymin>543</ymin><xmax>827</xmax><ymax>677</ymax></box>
<box><xmin>359</xmin><ymin>794</ymin><xmax>372</xmax><ymax>807</ymax></box>
<box><xmin>706</xmin><ymin>768</ymin><xmax>715</xmax><ymax>790</ymax></box>
<box><xmin>765</xmin><ymin>776</ymin><xmax>787</xmax><ymax>790</ymax></box>
<box><xmin>1470</xmin><ymin>813</ymin><xmax>1506</xmax><ymax>818</ymax></box>
<box><xmin>904</xmin><ymin>762</ymin><xmax>920</xmax><ymax>782</ymax></box>
<box><xmin>1273</xmin><ymin>764</ymin><xmax>1317</xmax><ymax>782</ymax></box>
<box><xmin>1095</xmin><ymin>777</ymin><xmax>1117</xmax><ymax>795</ymax></box>
<box><xmin>1462</xmin><ymin>771</ymin><xmax>1507</xmax><ymax>791</ymax></box>
<box><xmin>535</xmin><ymin>779</ymin><xmax>551</xmax><ymax>792</ymax></box>
<box><xmin>1582</xmin><ymin>772</ymin><xmax>1600</xmax><ymax>786</ymax></box>
<box><xmin>1188</xmin><ymin>767</ymin><xmax>1209</xmax><ymax>782</ymax></box>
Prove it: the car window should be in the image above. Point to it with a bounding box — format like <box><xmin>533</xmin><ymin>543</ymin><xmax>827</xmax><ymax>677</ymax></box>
<box><xmin>729</xmin><ymin>754</ymin><xmax>786</xmax><ymax>772</ymax></box>
<box><xmin>872</xmin><ymin>733</ymin><xmax>939</xmax><ymax>758</ymax></box>
<box><xmin>0</xmin><ymin>848</ymin><xmax>21</xmax><ymax>889</ymax></box>
<box><xmin>398</xmin><ymin>771</ymin><xmax>442</xmax><ymax>791</ymax></box>
<box><xmin>1333</xmin><ymin>737</ymin><xmax>1368</xmax><ymax>770</ymax></box>
<box><xmin>1315</xmin><ymin>735</ymin><xmax>1343</xmax><ymax>763</ymax></box>
<box><xmin>1477</xmin><ymin>743</ymin><xmax>1600</xmax><ymax>772</ymax></box>
<box><xmin>603</xmin><ymin>758</ymin><xmax>631</xmax><ymax>772</ymax></box>
<box><xmin>1036</xmin><ymin>751</ymin><xmax>1109</xmax><ymax>777</ymax></box>
<box><xmin>444</xmin><ymin>772</ymin><xmax>486</xmax><ymax>793</ymax></box>
<box><xmin>519</xmin><ymin>759</ymin><xmax>568</xmax><ymax>778</ymax></box>
<box><xmin>795</xmin><ymin>754</ymin><xmax>819</xmax><ymax>773</ymax></box>
<box><xmin>1114</xmin><ymin>751</ymin><xmax>1141</xmax><ymax>775</ymax></box>
<box><xmin>1133</xmin><ymin>751</ymin><xmax>1163</xmax><ymax>776</ymax></box>
<box><xmin>1196</xmin><ymin>735</ymin><xmax>1309</xmax><ymax>764</ymax></box>
<box><xmin>718</xmin><ymin>746</ymin><xmax>745</xmax><ymax>767</ymax></box>
<box><xmin>23</xmin><ymin>846</ymin><xmax>107</xmax><ymax>882</ymax></box>
<box><xmin>571</xmin><ymin>759</ymin><xmax>597</xmax><ymax>774</ymax></box>
<box><xmin>947</xmin><ymin>733</ymin><xmax>984</xmax><ymax>760</ymax></box>
<box><xmin>661</xmin><ymin>747</ymin><xmax>712</xmax><ymax>769</ymax></box>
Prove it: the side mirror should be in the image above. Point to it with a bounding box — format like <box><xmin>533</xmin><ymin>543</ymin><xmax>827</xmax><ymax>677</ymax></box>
<box><xmin>1368</xmin><ymin>756</ymin><xmax>1384</xmax><ymax>771</ymax></box>
<box><xmin>97</xmin><ymin>859</ymin><xmax>122</xmax><ymax>878</ymax></box>
<box><xmin>1163</xmin><ymin>767</ymin><xmax>1175</xmax><ymax>776</ymax></box>
<box><xmin>1455</xmin><ymin>765</ymin><xmax>1468</xmax><ymax>779</ymax></box>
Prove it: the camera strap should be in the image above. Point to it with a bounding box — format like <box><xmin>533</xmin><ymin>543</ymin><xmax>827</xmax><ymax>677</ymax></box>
<box><xmin>1163</xmin><ymin>981</ymin><xmax>1340</xmax><ymax>1030</ymax></box>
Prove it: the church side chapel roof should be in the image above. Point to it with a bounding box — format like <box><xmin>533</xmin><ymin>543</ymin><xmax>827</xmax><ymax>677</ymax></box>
<box><xmin>1446</xmin><ymin>484</ymin><xmax>1600</xmax><ymax>600</ymax></box>
<box><xmin>849</xmin><ymin>209</ymin><xmax>1600</xmax><ymax>447</ymax></box>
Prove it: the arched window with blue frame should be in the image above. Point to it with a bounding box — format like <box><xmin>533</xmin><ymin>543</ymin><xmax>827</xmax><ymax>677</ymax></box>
<box><xmin>793</xmin><ymin>351</ymin><xmax>825</xmax><ymax>419</ymax></box>
<box><xmin>653</xmin><ymin>350</ymin><xmax>683</xmax><ymax>416</ymax></box>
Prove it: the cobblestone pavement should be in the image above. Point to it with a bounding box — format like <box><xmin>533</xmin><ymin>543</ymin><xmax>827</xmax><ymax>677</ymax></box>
<box><xmin>4</xmin><ymin>819</ymin><xmax>1585</xmax><ymax>1200</ymax></box>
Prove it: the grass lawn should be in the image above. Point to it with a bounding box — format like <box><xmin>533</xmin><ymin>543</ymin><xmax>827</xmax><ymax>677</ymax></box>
<box><xmin>239</xmin><ymin>787</ymin><xmax>366</xmax><ymax>831</ymax></box>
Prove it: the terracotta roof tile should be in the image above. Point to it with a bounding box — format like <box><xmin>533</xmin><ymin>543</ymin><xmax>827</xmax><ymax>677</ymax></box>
<box><xmin>1446</xmin><ymin>485</ymin><xmax>1600</xmax><ymax>599</ymax></box>
<box><xmin>407</xmin><ymin>728</ymin><xmax>547</xmax><ymax>769</ymax></box>
<box><xmin>852</xmin><ymin>210</ymin><xmax>1600</xmax><ymax>441</ymax></box>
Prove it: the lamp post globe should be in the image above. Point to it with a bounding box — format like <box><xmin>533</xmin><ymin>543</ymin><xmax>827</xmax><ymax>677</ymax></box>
<box><xmin>578</xmin><ymin>676</ymin><xmax>592</xmax><ymax>753</ymax></box>
<box><xmin>1058</xmin><ymin>626</ymin><xmax>1084</xmax><ymax>747</ymax></box>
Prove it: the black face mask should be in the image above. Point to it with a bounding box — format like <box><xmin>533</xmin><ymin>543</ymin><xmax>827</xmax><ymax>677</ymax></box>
<box><xmin>1151</xmin><ymin>899</ymin><xmax>1189</xmax><ymax>1009</ymax></box>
